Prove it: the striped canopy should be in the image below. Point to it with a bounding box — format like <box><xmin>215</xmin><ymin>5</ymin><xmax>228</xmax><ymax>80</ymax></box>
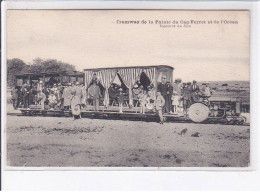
<box><xmin>118</xmin><ymin>68</ymin><xmax>143</xmax><ymax>106</ymax></box>
<box><xmin>96</xmin><ymin>69</ymin><xmax>117</xmax><ymax>107</ymax></box>
<box><xmin>85</xmin><ymin>67</ymin><xmax>159</xmax><ymax>107</ymax></box>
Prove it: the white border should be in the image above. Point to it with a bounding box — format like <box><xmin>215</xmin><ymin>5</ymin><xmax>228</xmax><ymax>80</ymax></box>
<box><xmin>1</xmin><ymin>1</ymin><xmax>259</xmax><ymax>190</ymax></box>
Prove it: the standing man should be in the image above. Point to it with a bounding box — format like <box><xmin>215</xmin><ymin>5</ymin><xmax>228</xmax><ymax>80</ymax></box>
<box><xmin>89</xmin><ymin>79</ymin><xmax>101</xmax><ymax>111</ymax></box>
<box><xmin>166</xmin><ymin>81</ymin><xmax>173</xmax><ymax>114</ymax></box>
<box><xmin>155</xmin><ymin>91</ymin><xmax>165</xmax><ymax>124</ymax></box>
<box><xmin>157</xmin><ymin>75</ymin><xmax>169</xmax><ymax>114</ymax></box>
<box><xmin>11</xmin><ymin>86</ymin><xmax>18</xmax><ymax>109</ymax></box>
<box><xmin>183</xmin><ymin>82</ymin><xmax>192</xmax><ymax>114</ymax></box>
<box><xmin>191</xmin><ymin>80</ymin><xmax>200</xmax><ymax>92</ymax></box>
<box><xmin>21</xmin><ymin>83</ymin><xmax>30</xmax><ymax>108</ymax></box>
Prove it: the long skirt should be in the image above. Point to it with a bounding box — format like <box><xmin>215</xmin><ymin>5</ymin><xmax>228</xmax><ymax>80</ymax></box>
<box><xmin>71</xmin><ymin>96</ymin><xmax>81</xmax><ymax>116</ymax></box>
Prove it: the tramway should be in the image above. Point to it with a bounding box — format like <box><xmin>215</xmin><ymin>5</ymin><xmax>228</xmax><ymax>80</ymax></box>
<box><xmin>13</xmin><ymin>65</ymin><xmax>249</xmax><ymax>125</ymax></box>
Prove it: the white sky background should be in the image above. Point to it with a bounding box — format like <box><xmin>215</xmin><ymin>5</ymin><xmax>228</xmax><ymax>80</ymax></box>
<box><xmin>7</xmin><ymin>10</ymin><xmax>250</xmax><ymax>82</ymax></box>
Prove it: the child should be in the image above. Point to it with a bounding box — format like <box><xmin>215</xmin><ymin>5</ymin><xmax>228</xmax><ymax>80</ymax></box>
<box><xmin>171</xmin><ymin>91</ymin><xmax>180</xmax><ymax>114</ymax></box>
<box><xmin>138</xmin><ymin>89</ymin><xmax>147</xmax><ymax>114</ymax></box>
<box><xmin>118</xmin><ymin>88</ymin><xmax>124</xmax><ymax>113</ymax></box>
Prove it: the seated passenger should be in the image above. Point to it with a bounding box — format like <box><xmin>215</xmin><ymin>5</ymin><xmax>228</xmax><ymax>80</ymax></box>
<box><xmin>37</xmin><ymin>91</ymin><xmax>46</xmax><ymax>110</ymax></box>
<box><xmin>48</xmin><ymin>91</ymin><xmax>57</xmax><ymax>110</ymax></box>
<box><xmin>191</xmin><ymin>88</ymin><xmax>201</xmax><ymax>104</ymax></box>
<box><xmin>202</xmin><ymin>83</ymin><xmax>212</xmax><ymax>98</ymax></box>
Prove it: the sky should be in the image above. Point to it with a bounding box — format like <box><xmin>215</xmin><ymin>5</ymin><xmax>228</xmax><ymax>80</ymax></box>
<box><xmin>7</xmin><ymin>10</ymin><xmax>250</xmax><ymax>82</ymax></box>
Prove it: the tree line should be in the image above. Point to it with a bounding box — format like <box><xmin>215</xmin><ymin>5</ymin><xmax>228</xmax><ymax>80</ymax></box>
<box><xmin>7</xmin><ymin>58</ymin><xmax>76</xmax><ymax>87</ymax></box>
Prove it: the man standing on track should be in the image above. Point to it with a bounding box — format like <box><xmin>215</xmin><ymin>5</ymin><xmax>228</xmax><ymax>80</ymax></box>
<box><xmin>155</xmin><ymin>91</ymin><xmax>165</xmax><ymax>124</ymax></box>
<box><xmin>157</xmin><ymin>75</ymin><xmax>169</xmax><ymax>114</ymax></box>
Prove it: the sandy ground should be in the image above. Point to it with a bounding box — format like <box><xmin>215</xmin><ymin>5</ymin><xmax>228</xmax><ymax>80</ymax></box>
<box><xmin>6</xmin><ymin>111</ymin><xmax>250</xmax><ymax>167</ymax></box>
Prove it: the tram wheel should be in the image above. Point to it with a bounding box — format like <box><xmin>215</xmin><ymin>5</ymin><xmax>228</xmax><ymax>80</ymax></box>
<box><xmin>188</xmin><ymin>103</ymin><xmax>210</xmax><ymax>123</ymax></box>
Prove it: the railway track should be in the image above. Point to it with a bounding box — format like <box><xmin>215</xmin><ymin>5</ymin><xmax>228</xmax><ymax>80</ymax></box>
<box><xmin>6</xmin><ymin>111</ymin><xmax>249</xmax><ymax>126</ymax></box>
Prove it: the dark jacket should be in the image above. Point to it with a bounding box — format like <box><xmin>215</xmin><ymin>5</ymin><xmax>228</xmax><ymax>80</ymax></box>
<box><xmin>157</xmin><ymin>82</ymin><xmax>168</xmax><ymax>96</ymax></box>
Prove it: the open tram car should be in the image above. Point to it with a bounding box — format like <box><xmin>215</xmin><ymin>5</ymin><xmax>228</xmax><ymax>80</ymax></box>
<box><xmin>14</xmin><ymin>65</ymin><xmax>247</xmax><ymax>124</ymax></box>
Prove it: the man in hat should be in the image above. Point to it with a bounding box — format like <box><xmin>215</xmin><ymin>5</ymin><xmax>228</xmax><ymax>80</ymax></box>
<box><xmin>183</xmin><ymin>82</ymin><xmax>192</xmax><ymax>113</ymax></box>
<box><xmin>166</xmin><ymin>81</ymin><xmax>173</xmax><ymax>114</ymax></box>
<box><xmin>155</xmin><ymin>91</ymin><xmax>165</xmax><ymax>124</ymax></box>
<box><xmin>191</xmin><ymin>80</ymin><xmax>200</xmax><ymax>92</ymax></box>
<box><xmin>21</xmin><ymin>83</ymin><xmax>30</xmax><ymax>108</ymax></box>
<box><xmin>157</xmin><ymin>75</ymin><xmax>169</xmax><ymax>114</ymax></box>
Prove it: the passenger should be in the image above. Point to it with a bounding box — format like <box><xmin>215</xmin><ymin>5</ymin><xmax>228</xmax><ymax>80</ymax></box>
<box><xmin>75</xmin><ymin>82</ymin><xmax>83</xmax><ymax>102</ymax></box>
<box><xmin>138</xmin><ymin>87</ymin><xmax>147</xmax><ymax>114</ymax></box>
<box><xmin>157</xmin><ymin>75</ymin><xmax>170</xmax><ymax>114</ymax></box>
<box><xmin>30</xmin><ymin>83</ymin><xmax>38</xmax><ymax>105</ymax></box>
<box><xmin>21</xmin><ymin>83</ymin><xmax>30</xmax><ymax>108</ymax></box>
<box><xmin>173</xmin><ymin>79</ymin><xmax>183</xmax><ymax>96</ymax></box>
<box><xmin>191</xmin><ymin>88</ymin><xmax>201</xmax><ymax>104</ymax></box>
<box><xmin>201</xmin><ymin>82</ymin><xmax>212</xmax><ymax>105</ymax></box>
<box><xmin>166</xmin><ymin>81</ymin><xmax>173</xmax><ymax>114</ymax></box>
<box><xmin>171</xmin><ymin>91</ymin><xmax>180</xmax><ymax>114</ymax></box>
<box><xmin>80</xmin><ymin>83</ymin><xmax>87</xmax><ymax>109</ymax></box>
<box><xmin>155</xmin><ymin>91</ymin><xmax>165</xmax><ymax>124</ymax></box>
<box><xmin>191</xmin><ymin>80</ymin><xmax>200</xmax><ymax>92</ymax></box>
<box><xmin>146</xmin><ymin>88</ymin><xmax>155</xmax><ymax>112</ymax></box>
<box><xmin>63</xmin><ymin>83</ymin><xmax>72</xmax><ymax>110</ymax></box>
<box><xmin>133</xmin><ymin>83</ymin><xmax>142</xmax><ymax>107</ymax></box>
<box><xmin>203</xmin><ymin>83</ymin><xmax>212</xmax><ymax>98</ymax></box>
<box><xmin>70</xmin><ymin>82</ymin><xmax>83</xmax><ymax>120</ymax></box>
<box><xmin>57</xmin><ymin>83</ymin><xmax>63</xmax><ymax>107</ymax></box>
<box><xmin>11</xmin><ymin>86</ymin><xmax>18</xmax><ymax>110</ymax></box>
<box><xmin>52</xmin><ymin>84</ymin><xmax>60</xmax><ymax>101</ymax></box>
<box><xmin>183</xmin><ymin>82</ymin><xmax>192</xmax><ymax>113</ymax></box>
<box><xmin>37</xmin><ymin>80</ymin><xmax>44</xmax><ymax>92</ymax></box>
<box><xmin>48</xmin><ymin>91</ymin><xmax>57</xmax><ymax>110</ymax></box>
<box><xmin>89</xmin><ymin>79</ymin><xmax>101</xmax><ymax>111</ymax></box>
<box><xmin>37</xmin><ymin>90</ymin><xmax>46</xmax><ymax>110</ymax></box>
<box><xmin>118</xmin><ymin>88</ymin><xmax>124</xmax><ymax>113</ymax></box>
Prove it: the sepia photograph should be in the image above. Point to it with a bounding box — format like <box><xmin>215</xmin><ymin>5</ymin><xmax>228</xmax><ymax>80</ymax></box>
<box><xmin>5</xmin><ymin>9</ymin><xmax>250</xmax><ymax>168</ymax></box>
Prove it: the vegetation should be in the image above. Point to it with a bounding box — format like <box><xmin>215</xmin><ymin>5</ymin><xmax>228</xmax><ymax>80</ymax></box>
<box><xmin>7</xmin><ymin>58</ymin><xmax>75</xmax><ymax>87</ymax></box>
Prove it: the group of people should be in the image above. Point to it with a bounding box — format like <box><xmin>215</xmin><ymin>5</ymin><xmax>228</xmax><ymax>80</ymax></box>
<box><xmin>155</xmin><ymin>76</ymin><xmax>212</xmax><ymax>123</ymax></box>
<box><xmin>127</xmin><ymin>76</ymin><xmax>211</xmax><ymax>124</ymax></box>
<box><xmin>10</xmin><ymin>76</ymin><xmax>211</xmax><ymax>123</ymax></box>
<box><xmin>11</xmin><ymin>80</ymin><xmax>86</xmax><ymax>118</ymax></box>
